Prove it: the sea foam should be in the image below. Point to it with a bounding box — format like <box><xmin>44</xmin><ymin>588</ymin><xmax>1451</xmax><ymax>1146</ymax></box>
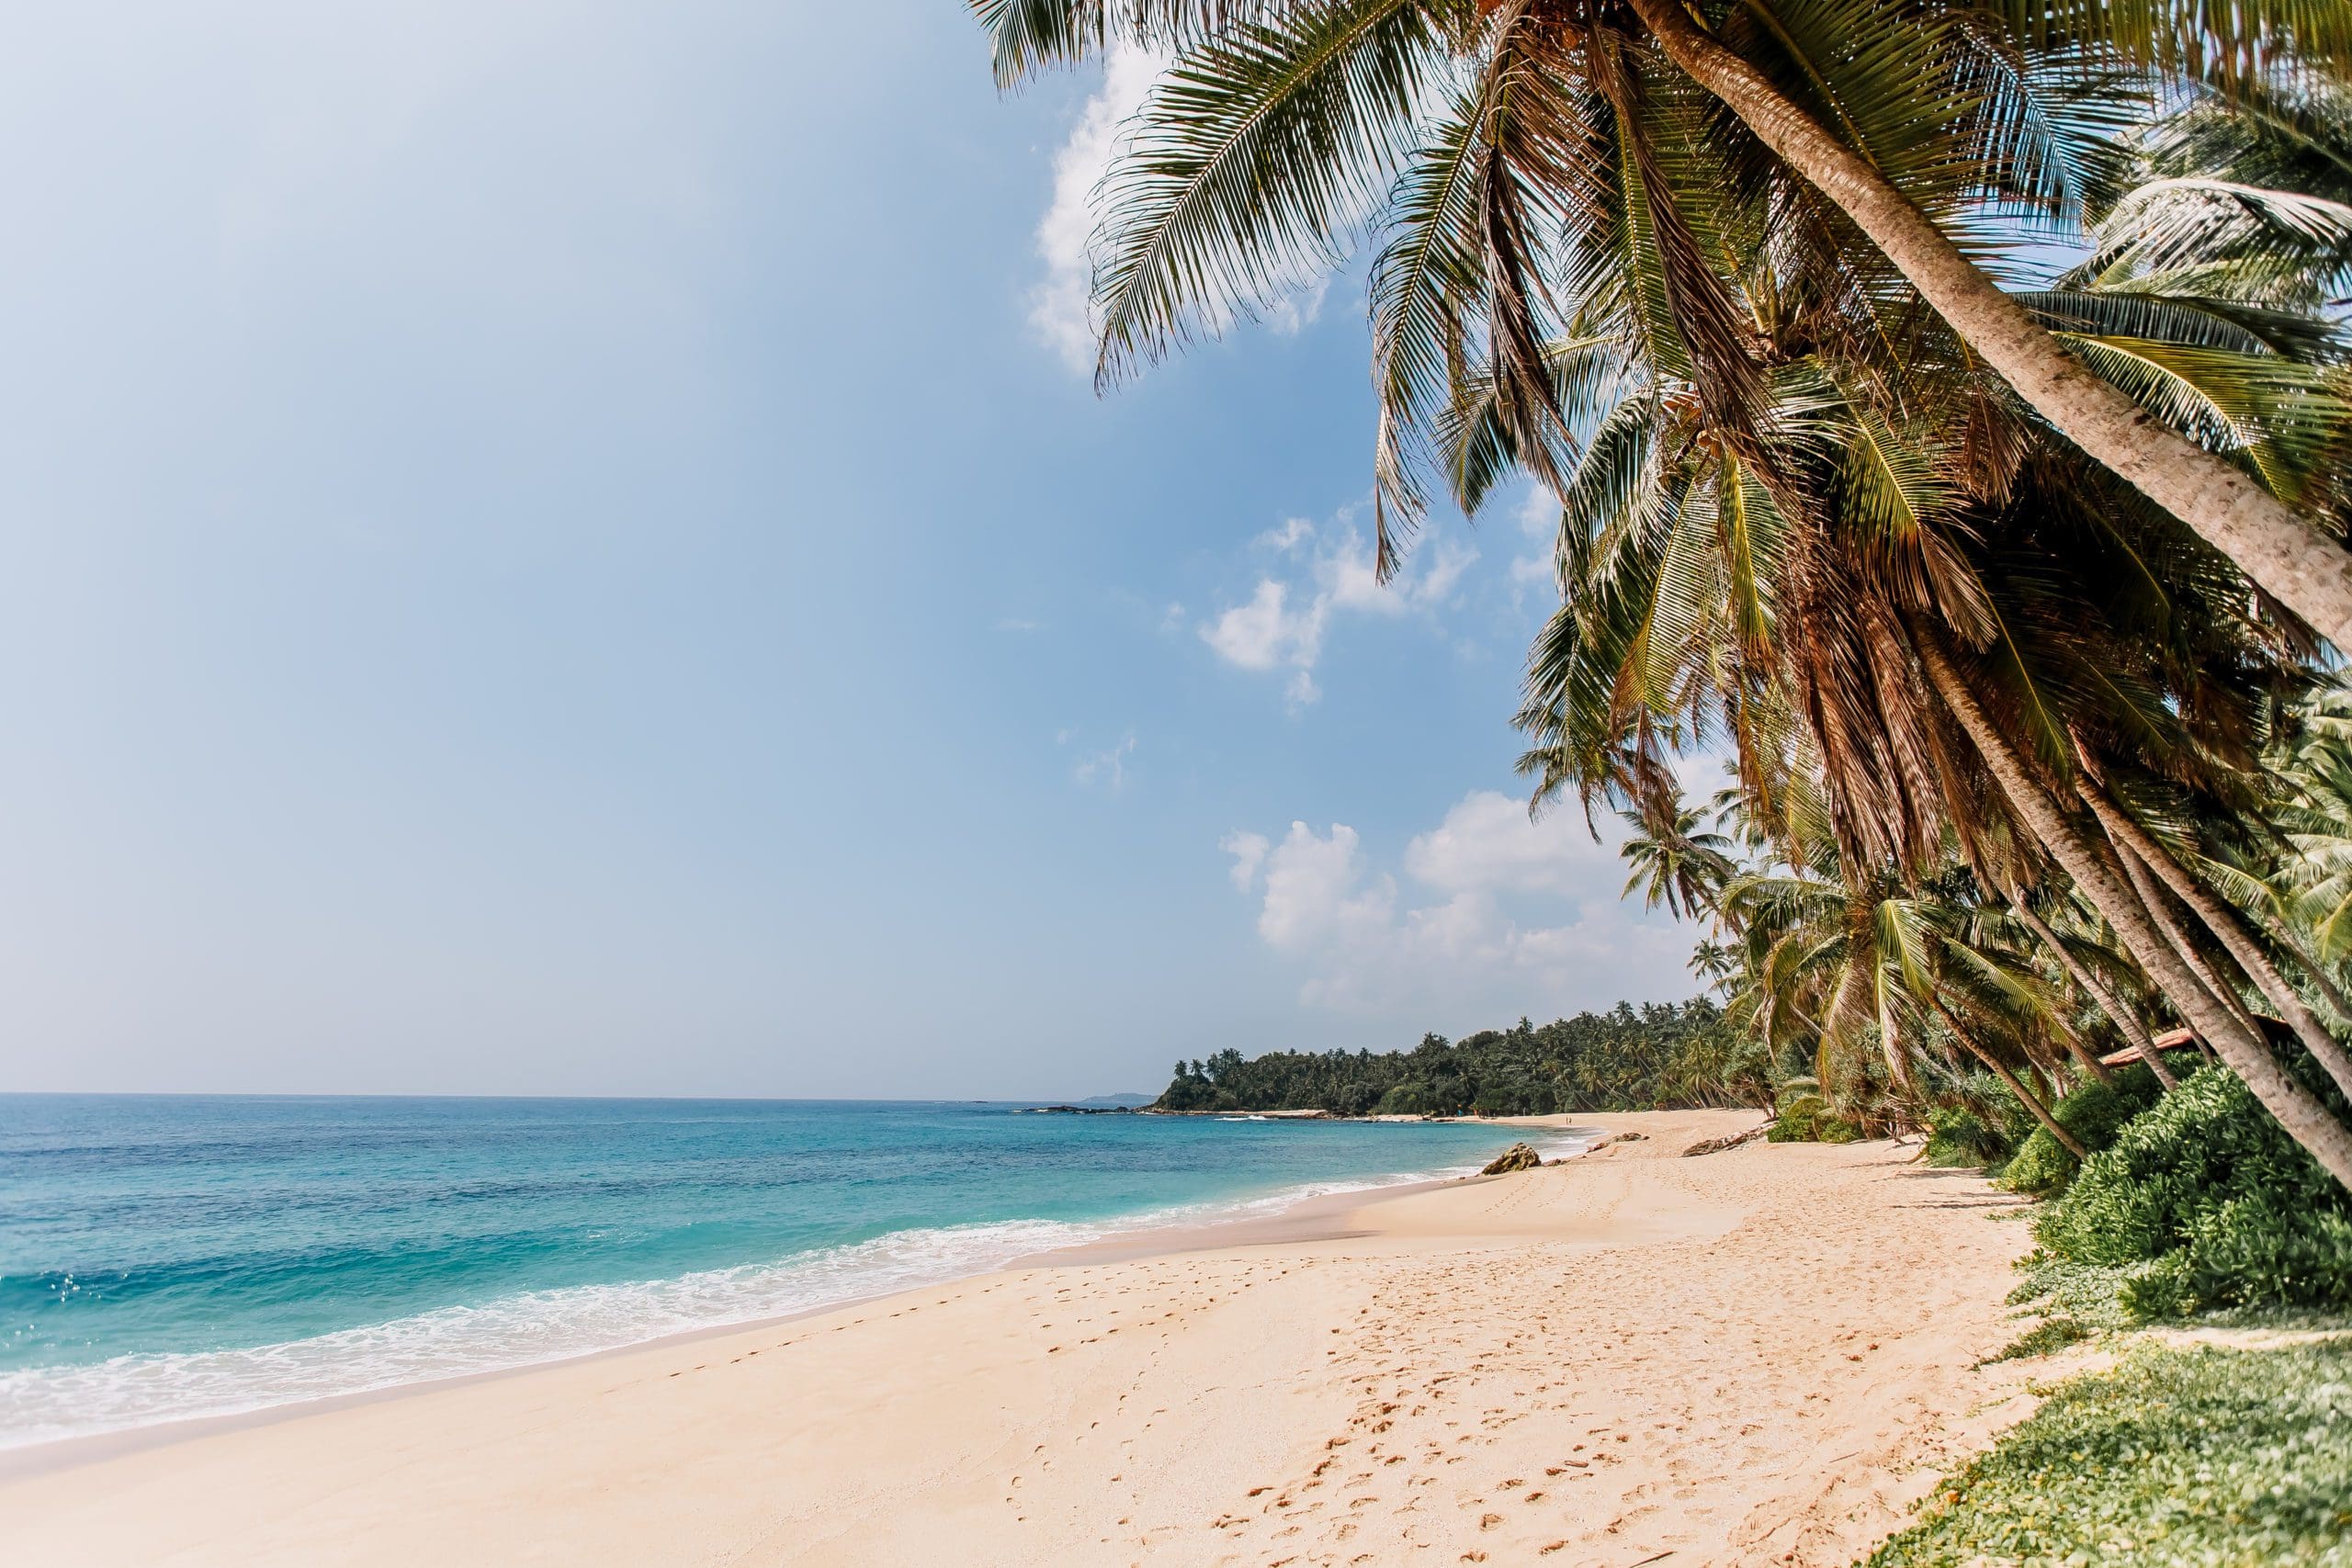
<box><xmin>0</xmin><ymin>1146</ymin><xmax>1551</xmax><ymax>1450</ymax></box>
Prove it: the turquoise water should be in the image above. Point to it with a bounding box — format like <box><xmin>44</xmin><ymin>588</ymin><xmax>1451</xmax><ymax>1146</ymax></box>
<box><xmin>0</xmin><ymin>1095</ymin><xmax>1558</xmax><ymax>1449</ymax></box>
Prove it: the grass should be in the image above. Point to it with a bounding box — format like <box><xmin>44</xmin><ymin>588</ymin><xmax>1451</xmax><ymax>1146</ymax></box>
<box><xmin>1862</xmin><ymin>1338</ymin><xmax>2352</xmax><ymax>1566</ymax></box>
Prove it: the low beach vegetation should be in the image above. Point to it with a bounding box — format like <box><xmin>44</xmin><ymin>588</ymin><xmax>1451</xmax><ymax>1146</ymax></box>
<box><xmin>1993</xmin><ymin>1062</ymin><xmax>2170</xmax><ymax>1196</ymax></box>
<box><xmin>1865</xmin><ymin>1339</ymin><xmax>2352</xmax><ymax>1567</ymax></box>
<box><xmin>2030</xmin><ymin>1064</ymin><xmax>2352</xmax><ymax>1318</ymax></box>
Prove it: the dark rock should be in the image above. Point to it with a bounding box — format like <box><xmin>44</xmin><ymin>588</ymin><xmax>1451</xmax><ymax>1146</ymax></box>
<box><xmin>1480</xmin><ymin>1142</ymin><xmax>1543</xmax><ymax>1175</ymax></box>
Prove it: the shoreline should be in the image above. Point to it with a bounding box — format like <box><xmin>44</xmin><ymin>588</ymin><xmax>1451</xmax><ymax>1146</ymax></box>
<box><xmin>0</xmin><ymin>1116</ymin><xmax>1600</xmax><ymax>1478</ymax></box>
<box><xmin>0</xmin><ymin>1111</ymin><xmax>2050</xmax><ymax>1567</ymax></box>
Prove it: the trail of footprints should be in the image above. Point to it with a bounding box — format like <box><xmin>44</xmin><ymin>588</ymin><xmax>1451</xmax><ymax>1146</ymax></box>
<box><xmin>982</xmin><ymin>1152</ymin><xmax>2018</xmax><ymax>1567</ymax></box>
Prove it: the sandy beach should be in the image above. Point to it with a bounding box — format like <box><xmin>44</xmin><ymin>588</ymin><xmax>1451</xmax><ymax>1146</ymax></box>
<box><xmin>1</xmin><ymin>1111</ymin><xmax>2047</xmax><ymax>1566</ymax></box>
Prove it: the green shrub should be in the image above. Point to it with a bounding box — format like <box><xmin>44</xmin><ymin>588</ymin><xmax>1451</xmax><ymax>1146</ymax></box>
<box><xmin>1865</xmin><ymin>1340</ymin><xmax>2352</xmax><ymax>1567</ymax></box>
<box><xmin>1925</xmin><ymin>1104</ymin><xmax>2015</xmax><ymax>1169</ymax></box>
<box><xmin>2032</xmin><ymin>1064</ymin><xmax>2352</xmax><ymax>1316</ymax></box>
<box><xmin>1996</xmin><ymin>1063</ymin><xmax>2166</xmax><ymax>1197</ymax></box>
<box><xmin>1767</xmin><ymin>1092</ymin><xmax>1824</xmax><ymax>1142</ymax></box>
<box><xmin>1768</xmin><ymin>1092</ymin><xmax>1863</xmax><ymax>1143</ymax></box>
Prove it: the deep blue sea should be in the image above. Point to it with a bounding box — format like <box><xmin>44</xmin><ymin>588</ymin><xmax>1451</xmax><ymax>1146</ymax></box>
<box><xmin>0</xmin><ymin>1095</ymin><xmax>1558</xmax><ymax>1450</ymax></box>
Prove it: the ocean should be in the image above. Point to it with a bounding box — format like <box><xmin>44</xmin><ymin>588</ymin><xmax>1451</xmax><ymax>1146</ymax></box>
<box><xmin>0</xmin><ymin>1094</ymin><xmax>1558</xmax><ymax>1450</ymax></box>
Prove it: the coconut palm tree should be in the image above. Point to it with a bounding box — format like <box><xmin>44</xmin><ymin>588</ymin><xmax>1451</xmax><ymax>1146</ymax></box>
<box><xmin>1711</xmin><ymin>845</ymin><xmax>2095</xmax><ymax>1149</ymax></box>
<box><xmin>1616</xmin><ymin>800</ymin><xmax>1736</xmax><ymax>918</ymax></box>
<box><xmin>1502</xmin><ymin>251</ymin><xmax>2352</xmax><ymax>1181</ymax></box>
<box><xmin>973</xmin><ymin>0</ymin><xmax>2352</xmax><ymax>641</ymax></box>
<box><xmin>975</xmin><ymin>1</ymin><xmax>2352</xmax><ymax>1183</ymax></box>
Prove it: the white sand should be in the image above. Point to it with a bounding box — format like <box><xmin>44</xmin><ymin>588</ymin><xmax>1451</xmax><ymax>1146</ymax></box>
<box><xmin>0</xmin><ymin>1111</ymin><xmax>2048</xmax><ymax>1565</ymax></box>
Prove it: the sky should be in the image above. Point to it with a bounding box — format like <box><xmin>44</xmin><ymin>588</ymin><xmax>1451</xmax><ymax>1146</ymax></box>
<box><xmin>0</xmin><ymin>2</ymin><xmax>1699</xmax><ymax>1100</ymax></box>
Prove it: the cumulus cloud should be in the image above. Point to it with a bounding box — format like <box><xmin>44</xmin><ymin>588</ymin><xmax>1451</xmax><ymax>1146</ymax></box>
<box><xmin>1219</xmin><ymin>829</ymin><xmax>1271</xmax><ymax>891</ymax></box>
<box><xmin>1402</xmin><ymin>789</ymin><xmax>1591</xmax><ymax>897</ymax></box>
<box><xmin>1197</xmin><ymin>513</ymin><xmax>1476</xmax><ymax>706</ymax></box>
<box><xmin>1221</xmin><ymin>791</ymin><xmax>1691</xmax><ymax>1017</ymax></box>
<box><xmin>1200</xmin><ymin>580</ymin><xmax>1308</xmax><ymax>671</ymax></box>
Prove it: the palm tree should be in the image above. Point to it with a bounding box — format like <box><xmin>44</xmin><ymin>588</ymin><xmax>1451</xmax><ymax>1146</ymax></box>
<box><xmin>1911</xmin><ymin>634</ymin><xmax>2352</xmax><ymax>1184</ymax></box>
<box><xmin>973</xmin><ymin>0</ymin><xmax>2352</xmax><ymax>641</ymax></box>
<box><xmin>975</xmin><ymin>1</ymin><xmax>2352</xmax><ymax>1183</ymax></box>
<box><xmin>1713</xmin><ymin>847</ymin><xmax>2092</xmax><ymax>1149</ymax></box>
<box><xmin>1616</xmin><ymin>0</ymin><xmax>2352</xmax><ymax>644</ymax></box>
<box><xmin>1616</xmin><ymin>800</ymin><xmax>1736</xmax><ymax>918</ymax></box>
<box><xmin>1498</xmin><ymin>227</ymin><xmax>2352</xmax><ymax>1179</ymax></box>
<box><xmin>1688</xmin><ymin>935</ymin><xmax>1740</xmax><ymax>994</ymax></box>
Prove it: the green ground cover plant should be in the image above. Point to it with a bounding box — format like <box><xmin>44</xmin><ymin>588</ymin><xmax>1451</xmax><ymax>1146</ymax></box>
<box><xmin>1863</xmin><ymin>1340</ymin><xmax>2352</xmax><ymax>1567</ymax></box>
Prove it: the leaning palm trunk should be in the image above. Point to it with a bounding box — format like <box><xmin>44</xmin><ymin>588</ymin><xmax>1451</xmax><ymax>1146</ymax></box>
<box><xmin>1973</xmin><ymin>1044</ymin><xmax>2087</xmax><ymax>1159</ymax></box>
<box><xmin>2005</xmin><ymin>893</ymin><xmax>2140</xmax><ymax>1088</ymax></box>
<box><xmin>1927</xmin><ymin>996</ymin><xmax>2087</xmax><ymax>1158</ymax></box>
<box><xmin>1915</xmin><ymin>638</ymin><xmax>2352</xmax><ymax>1189</ymax></box>
<box><xmin>1622</xmin><ymin>0</ymin><xmax>2352</xmax><ymax>649</ymax></box>
<box><xmin>2078</xmin><ymin>781</ymin><xmax>2352</xmax><ymax>1101</ymax></box>
<box><xmin>2108</xmin><ymin>831</ymin><xmax>2265</xmax><ymax>1041</ymax></box>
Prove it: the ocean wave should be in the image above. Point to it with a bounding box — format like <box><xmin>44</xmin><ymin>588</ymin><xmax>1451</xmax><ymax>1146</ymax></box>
<box><xmin>0</xmin><ymin>1146</ymin><xmax>1562</xmax><ymax>1451</ymax></box>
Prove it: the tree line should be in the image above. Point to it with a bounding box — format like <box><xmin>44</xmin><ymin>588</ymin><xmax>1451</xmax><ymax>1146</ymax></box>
<box><xmin>1153</xmin><ymin>999</ymin><xmax>1757</xmax><ymax>1115</ymax></box>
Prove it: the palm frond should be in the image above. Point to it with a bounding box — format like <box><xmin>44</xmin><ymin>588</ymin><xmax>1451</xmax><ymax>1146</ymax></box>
<box><xmin>1091</xmin><ymin>0</ymin><xmax>1442</xmax><ymax>386</ymax></box>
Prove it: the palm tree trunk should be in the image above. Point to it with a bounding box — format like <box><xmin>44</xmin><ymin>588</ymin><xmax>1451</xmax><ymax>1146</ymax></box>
<box><xmin>1913</xmin><ymin>637</ymin><xmax>2352</xmax><ymax>1189</ymax></box>
<box><xmin>2078</xmin><ymin>781</ymin><xmax>2352</xmax><ymax>1101</ymax></box>
<box><xmin>1975</xmin><ymin>1044</ymin><xmax>2086</xmax><ymax>1159</ymax></box>
<box><xmin>2107</xmin><ymin>830</ymin><xmax>2264</xmax><ymax>1040</ymax></box>
<box><xmin>1927</xmin><ymin>996</ymin><xmax>2086</xmax><ymax>1159</ymax></box>
<box><xmin>1622</xmin><ymin>0</ymin><xmax>2352</xmax><ymax>649</ymax></box>
<box><xmin>2005</xmin><ymin>893</ymin><xmax>2141</xmax><ymax>1088</ymax></box>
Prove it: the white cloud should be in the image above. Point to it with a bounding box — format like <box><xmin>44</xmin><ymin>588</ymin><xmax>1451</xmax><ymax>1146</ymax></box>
<box><xmin>1261</xmin><ymin>275</ymin><xmax>1331</xmax><ymax>336</ymax></box>
<box><xmin>1031</xmin><ymin>45</ymin><xmax>1164</xmax><ymax>375</ymax></box>
<box><xmin>1220</xmin><ymin>829</ymin><xmax>1271</xmax><ymax>891</ymax></box>
<box><xmin>1201</xmin><ymin>580</ymin><xmax>1312</xmax><ymax>672</ymax></box>
<box><xmin>1247</xmin><ymin>822</ymin><xmax>1398</xmax><ymax>953</ymax></box>
<box><xmin>1402</xmin><ymin>789</ymin><xmax>1591</xmax><ymax>897</ymax></box>
<box><xmin>1409</xmin><ymin>535</ymin><xmax>1476</xmax><ymax>608</ymax></box>
<box><xmin>1220</xmin><ymin>790</ymin><xmax>1691</xmax><ymax>1018</ymax></box>
<box><xmin>1256</xmin><ymin>516</ymin><xmax>1315</xmax><ymax>554</ymax></box>
<box><xmin>995</xmin><ymin>616</ymin><xmax>1042</xmax><ymax>633</ymax></box>
<box><xmin>1197</xmin><ymin>512</ymin><xmax>1477</xmax><ymax>706</ymax></box>
<box><xmin>1510</xmin><ymin>552</ymin><xmax>1555</xmax><ymax>590</ymax></box>
<box><xmin>1509</xmin><ymin>483</ymin><xmax>1559</xmax><ymax>608</ymax></box>
<box><xmin>1516</xmin><ymin>483</ymin><xmax>1560</xmax><ymax>539</ymax></box>
<box><xmin>1072</xmin><ymin>732</ymin><xmax>1136</xmax><ymax>790</ymax></box>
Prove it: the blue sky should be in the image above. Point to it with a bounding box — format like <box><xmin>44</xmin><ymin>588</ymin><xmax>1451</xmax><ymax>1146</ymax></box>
<box><xmin>0</xmin><ymin>2</ymin><xmax>1695</xmax><ymax>1099</ymax></box>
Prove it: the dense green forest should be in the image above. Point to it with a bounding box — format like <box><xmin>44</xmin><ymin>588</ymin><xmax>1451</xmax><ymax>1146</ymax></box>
<box><xmin>1152</xmin><ymin>999</ymin><xmax>1760</xmax><ymax>1116</ymax></box>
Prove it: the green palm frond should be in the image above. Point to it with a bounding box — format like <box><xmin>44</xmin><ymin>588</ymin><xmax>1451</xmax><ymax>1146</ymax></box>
<box><xmin>1998</xmin><ymin>0</ymin><xmax>2352</xmax><ymax>95</ymax></box>
<box><xmin>1371</xmin><ymin>78</ymin><xmax>1490</xmax><ymax>568</ymax></box>
<box><xmin>2018</xmin><ymin>288</ymin><xmax>2340</xmax><ymax>357</ymax></box>
<box><xmin>975</xmin><ymin>1</ymin><xmax>1316</xmax><ymax>87</ymax></box>
<box><xmin>1091</xmin><ymin>0</ymin><xmax>1442</xmax><ymax>386</ymax></box>
<box><xmin>2052</xmin><ymin>332</ymin><xmax>2352</xmax><ymax>506</ymax></box>
<box><xmin>2072</xmin><ymin>177</ymin><xmax>2352</xmax><ymax>304</ymax></box>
